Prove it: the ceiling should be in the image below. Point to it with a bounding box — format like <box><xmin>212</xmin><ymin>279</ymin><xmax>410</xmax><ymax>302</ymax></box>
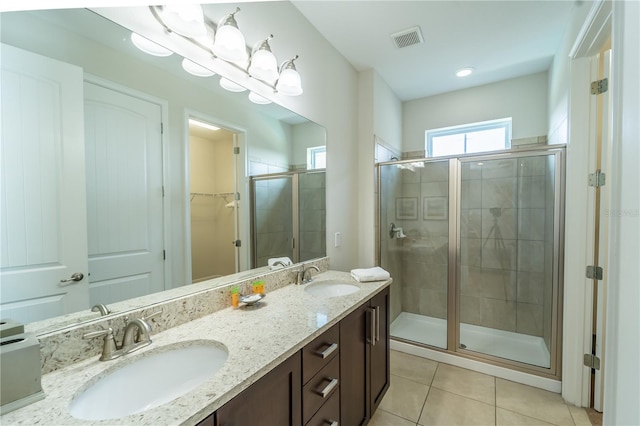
<box><xmin>292</xmin><ymin>1</ymin><xmax>577</xmax><ymax>101</ymax></box>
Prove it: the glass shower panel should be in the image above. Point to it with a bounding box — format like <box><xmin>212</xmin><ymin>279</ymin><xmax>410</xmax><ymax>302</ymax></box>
<box><xmin>252</xmin><ymin>176</ymin><xmax>294</xmax><ymax>267</ymax></box>
<box><xmin>459</xmin><ymin>154</ymin><xmax>556</xmax><ymax>368</ymax></box>
<box><xmin>298</xmin><ymin>171</ymin><xmax>326</xmax><ymax>262</ymax></box>
<box><xmin>381</xmin><ymin>160</ymin><xmax>450</xmax><ymax>350</ymax></box>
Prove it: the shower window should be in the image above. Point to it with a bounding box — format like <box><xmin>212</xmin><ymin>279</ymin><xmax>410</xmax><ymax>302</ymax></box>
<box><xmin>426</xmin><ymin>118</ymin><xmax>512</xmax><ymax>157</ymax></box>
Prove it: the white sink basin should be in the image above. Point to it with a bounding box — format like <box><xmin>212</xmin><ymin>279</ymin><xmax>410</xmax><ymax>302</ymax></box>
<box><xmin>305</xmin><ymin>280</ymin><xmax>360</xmax><ymax>297</ymax></box>
<box><xmin>68</xmin><ymin>341</ymin><xmax>228</xmax><ymax>420</ymax></box>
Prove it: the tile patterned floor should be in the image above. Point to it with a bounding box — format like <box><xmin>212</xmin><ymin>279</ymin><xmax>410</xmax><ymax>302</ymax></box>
<box><xmin>370</xmin><ymin>350</ymin><xmax>595</xmax><ymax>426</ymax></box>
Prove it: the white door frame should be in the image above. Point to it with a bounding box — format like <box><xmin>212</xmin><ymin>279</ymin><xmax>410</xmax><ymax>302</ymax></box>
<box><xmin>182</xmin><ymin>109</ymin><xmax>248</xmax><ymax>284</ymax></box>
<box><xmin>562</xmin><ymin>0</ymin><xmax>611</xmax><ymax>407</ymax></box>
<box><xmin>84</xmin><ymin>74</ymin><xmax>171</xmax><ymax>292</ymax></box>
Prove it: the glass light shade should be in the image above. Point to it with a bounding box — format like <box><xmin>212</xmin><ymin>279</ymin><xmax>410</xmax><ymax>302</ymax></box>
<box><xmin>456</xmin><ymin>67</ymin><xmax>474</xmax><ymax>77</ymax></box>
<box><xmin>248</xmin><ymin>92</ymin><xmax>272</xmax><ymax>105</ymax></box>
<box><xmin>131</xmin><ymin>33</ymin><xmax>173</xmax><ymax>57</ymax></box>
<box><xmin>219</xmin><ymin>77</ymin><xmax>247</xmax><ymax>92</ymax></box>
<box><xmin>161</xmin><ymin>4</ymin><xmax>207</xmax><ymax>38</ymax></box>
<box><xmin>276</xmin><ymin>68</ymin><xmax>303</xmax><ymax>96</ymax></box>
<box><xmin>248</xmin><ymin>49</ymin><xmax>279</xmax><ymax>82</ymax></box>
<box><xmin>212</xmin><ymin>25</ymin><xmax>247</xmax><ymax>63</ymax></box>
<box><xmin>181</xmin><ymin>59</ymin><xmax>215</xmax><ymax>77</ymax></box>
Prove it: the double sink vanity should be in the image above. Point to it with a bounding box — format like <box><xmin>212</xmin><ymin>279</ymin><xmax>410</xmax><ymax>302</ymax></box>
<box><xmin>1</xmin><ymin>265</ymin><xmax>390</xmax><ymax>425</ymax></box>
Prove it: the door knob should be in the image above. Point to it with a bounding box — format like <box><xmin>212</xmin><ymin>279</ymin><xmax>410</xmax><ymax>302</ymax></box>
<box><xmin>60</xmin><ymin>272</ymin><xmax>84</xmax><ymax>285</ymax></box>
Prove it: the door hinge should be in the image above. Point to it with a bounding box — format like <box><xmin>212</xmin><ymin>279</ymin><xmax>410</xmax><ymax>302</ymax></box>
<box><xmin>233</xmin><ymin>240</ymin><xmax>241</xmax><ymax>247</ymax></box>
<box><xmin>162</xmin><ymin>186</ymin><xmax>165</xmax><ymax>197</ymax></box>
<box><xmin>163</xmin><ymin>250</ymin><xmax>166</xmax><ymax>260</ymax></box>
<box><xmin>588</xmin><ymin>171</ymin><xmax>606</xmax><ymax>187</ymax></box>
<box><xmin>583</xmin><ymin>353</ymin><xmax>601</xmax><ymax>370</ymax></box>
<box><xmin>161</xmin><ymin>122</ymin><xmax>164</xmax><ymax>134</ymax></box>
<box><xmin>235</xmin><ymin>192</ymin><xmax>240</xmax><ymax>201</ymax></box>
<box><xmin>234</xmin><ymin>147</ymin><xmax>240</xmax><ymax>155</ymax></box>
<box><xmin>586</xmin><ymin>265</ymin><xmax>604</xmax><ymax>280</ymax></box>
<box><xmin>591</xmin><ymin>78</ymin><xmax>608</xmax><ymax>95</ymax></box>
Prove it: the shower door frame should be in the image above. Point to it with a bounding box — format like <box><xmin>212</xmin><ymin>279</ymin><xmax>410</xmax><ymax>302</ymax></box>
<box><xmin>376</xmin><ymin>145</ymin><xmax>566</xmax><ymax>380</ymax></box>
<box><xmin>249</xmin><ymin>169</ymin><xmax>326</xmax><ymax>268</ymax></box>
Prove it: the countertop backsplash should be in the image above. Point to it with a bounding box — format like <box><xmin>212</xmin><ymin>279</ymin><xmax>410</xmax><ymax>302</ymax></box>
<box><xmin>38</xmin><ymin>258</ymin><xmax>329</xmax><ymax>374</ymax></box>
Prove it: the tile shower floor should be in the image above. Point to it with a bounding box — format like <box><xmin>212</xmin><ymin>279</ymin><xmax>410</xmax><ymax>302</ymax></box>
<box><xmin>370</xmin><ymin>350</ymin><xmax>594</xmax><ymax>426</ymax></box>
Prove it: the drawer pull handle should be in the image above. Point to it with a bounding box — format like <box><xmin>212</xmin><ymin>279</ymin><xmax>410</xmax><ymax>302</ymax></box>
<box><xmin>316</xmin><ymin>342</ymin><xmax>338</xmax><ymax>359</ymax></box>
<box><xmin>324</xmin><ymin>421</ymin><xmax>338</xmax><ymax>426</ymax></box>
<box><xmin>375</xmin><ymin>306</ymin><xmax>381</xmax><ymax>343</ymax></box>
<box><xmin>316</xmin><ymin>377</ymin><xmax>338</xmax><ymax>398</ymax></box>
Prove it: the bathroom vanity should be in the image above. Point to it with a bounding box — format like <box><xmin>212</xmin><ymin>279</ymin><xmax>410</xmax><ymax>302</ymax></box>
<box><xmin>0</xmin><ymin>270</ymin><xmax>390</xmax><ymax>426</ymax></box>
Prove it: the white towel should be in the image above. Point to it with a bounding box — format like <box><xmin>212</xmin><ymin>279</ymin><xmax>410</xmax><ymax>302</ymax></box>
<box><xmin>268</xmin><ymin>257</ymin><xmax>293</xmax><ymax>270</ymax></box>
<box><xmin>350</xmin><ymin>266</ymin><xmax>391</xmax><ymax>282</ymax></box>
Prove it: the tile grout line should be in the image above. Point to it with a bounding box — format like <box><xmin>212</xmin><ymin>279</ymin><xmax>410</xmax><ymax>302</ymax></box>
<box><xmin>415</xmin><ymin>361</ymin><xmax>440</xmax><ymax>426</ymax></box>
<box><xmin>494</xmin><ymin>376</ymin><xmax>497</xmax><ymax>426</ymax></box>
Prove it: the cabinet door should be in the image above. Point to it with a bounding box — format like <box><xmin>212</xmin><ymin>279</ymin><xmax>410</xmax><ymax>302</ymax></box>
<box><xmin>339</xmin><ymin>303</ymin><xmax>370</xmax><ymax>426</ymax></box>
<box><xmin>216</xmin><ymin>353</ymin><xmax>302</xmax><ymax>426</ymax></box>
<box><xmin>370</xmin><ymin>287</ymin><xmax>390</xmax><ymax>414</ymax></box>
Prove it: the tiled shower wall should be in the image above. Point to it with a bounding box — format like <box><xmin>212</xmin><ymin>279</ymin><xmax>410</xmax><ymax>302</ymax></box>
<box><xmin>254</xmin><ymin>177</ymin><xmax>293</xmax><ymax>267</ymax></box>
<box><xmin>299</xmin><ymin>172</ymin><xmax>326</xmax><ymax>262</ymax></box>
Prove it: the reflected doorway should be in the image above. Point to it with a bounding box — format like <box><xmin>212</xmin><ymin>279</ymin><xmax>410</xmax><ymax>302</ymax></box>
<box><xmin>188</xmin><ymin>117</ymin><xmax>240</xmax><ymax>282</ymax></box>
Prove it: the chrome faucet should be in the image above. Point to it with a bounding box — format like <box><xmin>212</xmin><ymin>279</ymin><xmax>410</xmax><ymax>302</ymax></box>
<box><xmin>83</xmin><ymin>310</ymin><xmax>161</xmax><ymax>361</ymax></box>
<box><xmin>91</xmin><ymin>303</ymin><xmax>111</xmax><ymax>316</ymax></box>
<box><xmin>122</xmin><ymin>318</ymin><xmax>153</xmax><ymax>354</ymax></box>
<box><xmin>273</xmin><ymin>260</ymin><xmax>289</xmax><ymax>268</ymax></box>
<box><xmin>297</xmin><ymin>265</ymin><xmax>320</xmax><ymax>284</ymax></box>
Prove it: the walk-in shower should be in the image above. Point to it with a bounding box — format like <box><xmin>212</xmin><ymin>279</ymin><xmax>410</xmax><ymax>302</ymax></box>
<box><xmin>250</xmin><ymin>170</ymin><xmax>326</xmax><ymax>267</ymax></box>
<box><xmin>377</xmin><ymin>146</ymin><xmax>564</xmax><ymax>378</ymax></box>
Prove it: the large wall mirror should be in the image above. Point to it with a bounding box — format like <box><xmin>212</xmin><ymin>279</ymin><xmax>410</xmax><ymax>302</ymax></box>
<box><xmin>0</xmin><ymin>8</ymin><xmax>326</xmax><ymax>330</ymax></box>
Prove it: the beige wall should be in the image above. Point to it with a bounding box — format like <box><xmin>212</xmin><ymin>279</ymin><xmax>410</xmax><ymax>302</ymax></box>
<box><xmin>189</xmin><ymin>134</ymin><xmax>235</xmax><ymax>281</ymax></box>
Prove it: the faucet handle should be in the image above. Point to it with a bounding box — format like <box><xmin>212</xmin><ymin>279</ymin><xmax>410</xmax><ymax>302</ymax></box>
<box><xmin>141</xmin><ymin>310</ymin><xmax>162</xmax><ymax>322</ymax></box>
<box><xmin>83</xmin><ymin>327</ymin><xmax>120</xmax><ymax>361</ymax></box>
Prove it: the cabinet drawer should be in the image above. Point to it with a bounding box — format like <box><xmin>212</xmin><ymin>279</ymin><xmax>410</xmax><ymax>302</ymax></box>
<box><xmin>305</xmin><ymin>389</ymin><xmax>340</xmax><ymax>426</ymax></box>
<box><xmin>302</xmin><ymin>324</ymin><xmax>340</xmax><ymax>384</ymax></box>
<box><xmin>302</xmin><ymin>355</ymin><xmax>340</xmax><ymax>424</ymax></box>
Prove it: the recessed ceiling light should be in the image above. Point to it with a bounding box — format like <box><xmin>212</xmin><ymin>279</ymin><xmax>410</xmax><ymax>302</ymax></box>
<box><xmin>456</xmin><ymin>68</ymin><xmax>474</xmax><ymax>77</ymax></box>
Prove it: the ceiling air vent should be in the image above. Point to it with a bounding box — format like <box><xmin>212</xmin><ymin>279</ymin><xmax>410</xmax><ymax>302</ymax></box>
<box><xmin>390</xmin><ymin>26</ymin><xmax>424</xmax><ymax>49</ymax></box>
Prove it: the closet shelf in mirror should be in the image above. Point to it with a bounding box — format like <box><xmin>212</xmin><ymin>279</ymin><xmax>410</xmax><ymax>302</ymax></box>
<box><xmin>190</xmin><ymin>192</ymin><xmax>235</xmax><ymax>202</ymax></box>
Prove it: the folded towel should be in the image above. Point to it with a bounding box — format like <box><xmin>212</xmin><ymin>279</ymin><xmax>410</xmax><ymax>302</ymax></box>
<box><xmin>268</xmin><ymin>257</ymin><xmax>293</xmax><ymax>270</ymax></box>
<box><xmin>350</xmin><ymin>266</ymin><xmax>391</xmax><ymax>282</ymax></box>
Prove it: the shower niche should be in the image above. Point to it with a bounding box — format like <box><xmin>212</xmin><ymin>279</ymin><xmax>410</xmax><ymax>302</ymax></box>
<box><xmin>378</xmin><ymin>147</ymin><xmax>564</xmax><ymax>378</ymax></box>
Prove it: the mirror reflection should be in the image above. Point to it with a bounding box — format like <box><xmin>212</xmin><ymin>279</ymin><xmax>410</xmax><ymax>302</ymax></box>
<box><xmin>0</xmin><ymin>8</ymin><xmax>326</xmax><ymax>327</ymax></box>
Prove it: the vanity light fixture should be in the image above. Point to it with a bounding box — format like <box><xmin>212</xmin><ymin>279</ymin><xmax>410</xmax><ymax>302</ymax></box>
<box><xmin>159</xmin><ymin>4</ymin><xmax>207</xmax><ymax>38</ymax></box>
<box><xmin>276</xmin><ymin>55</ymin><xmax>303</xmax><ymax>96</ymax></box>
<box><xmin>212</xmin><ymin>7</ymin><xmax>248</xmax><ymax>63</ymax></box>
<box><xmin>147</xmin><ymin>5</ymin><xmax>303</xmax><ymax>97</ymax></box>
<box><xmin>181</xmin><ymin>58</ymin><xmax>215</xmax><ymax>77</ymax></box>
<box><xmin>456</xmin><ymin>67</ymin><xmax>474</xmax><ymax>77</ymax></box>
<box><xmin>131</xmin><ymin>32</ymin><xmax>173</xmax><ymax>57</ymax></box>
<box><xmin>248</xmin><ymin>92</ymin><xmax>272</xmax><ymax>105</ymax></box>
<box><xmin>248</xmin><ymin>35</ymin><xmax>279</xmax><ymax>83</ymax></box>
<box><xmin>189</xmin><ymin>118</ymin><xmax>220</xmax><ymax>131</ymax></box>
<box><xmin>220</xmin><ymin>77</ymin><xmax>247</xmax><ymax>92</ymax></box>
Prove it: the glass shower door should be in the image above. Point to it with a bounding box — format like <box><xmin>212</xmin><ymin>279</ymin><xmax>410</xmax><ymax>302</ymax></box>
<box><xmin>381</xmin><ymin>160</ymin><xmax>450</xmax><ymax>350</ymax></box>
<box><xmin>251</xmin><ymin>175</ymin><xmax>294</xmax><ymax>267</ymax></box>
<box><xmin>458</xmin><ymin>153</ymin><xmax>559</xmax><ymax>369</ymax></box>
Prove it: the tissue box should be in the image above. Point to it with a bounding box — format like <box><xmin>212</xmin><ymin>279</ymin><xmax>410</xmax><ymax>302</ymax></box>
<box><xmin>0</xmin><ymin>332</ymin><xmax>44</xmax><ymax>414</ymax></box>
<box><xmin>0</xmin><ymin>319</ymin><xmax>24</xmax><ymax>338</ymax></box>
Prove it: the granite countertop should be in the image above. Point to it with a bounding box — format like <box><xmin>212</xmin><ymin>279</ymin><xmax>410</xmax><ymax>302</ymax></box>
<box><xmin>1</xmin><ymin>271</ymin><xmax>390</xmax><ymax>426</ymax></box>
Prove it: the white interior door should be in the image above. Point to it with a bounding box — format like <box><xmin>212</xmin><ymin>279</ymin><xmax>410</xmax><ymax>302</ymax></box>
<box><xmin>83</xmin><ymin>81</ymin><xmax>165</xmax><ymax>305</ymax></box>
<box><xmin>0</xmin><ymin>44</ymin><xmax>89</xmax><ymax>323</ymax></box>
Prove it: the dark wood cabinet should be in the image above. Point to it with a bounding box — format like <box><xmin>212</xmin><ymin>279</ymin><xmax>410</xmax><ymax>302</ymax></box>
<box><xmin>369</xmin><ymin>287</ymin><xmax>390</xmax><ymax>414</ymax></box>
<box><xmin>197</xmin><ymin>286</ymin><xmax>390</xmax><ymax>426</ymax></box>
<box><xmin>215</xmin><ymin>352</ymin><xmax>302</xmax><ymax>426</ymax></box>
<box><xmin>339</xmin><ymin>287</ymin><xmax>390</xmax><ymax>426</ymax></box>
